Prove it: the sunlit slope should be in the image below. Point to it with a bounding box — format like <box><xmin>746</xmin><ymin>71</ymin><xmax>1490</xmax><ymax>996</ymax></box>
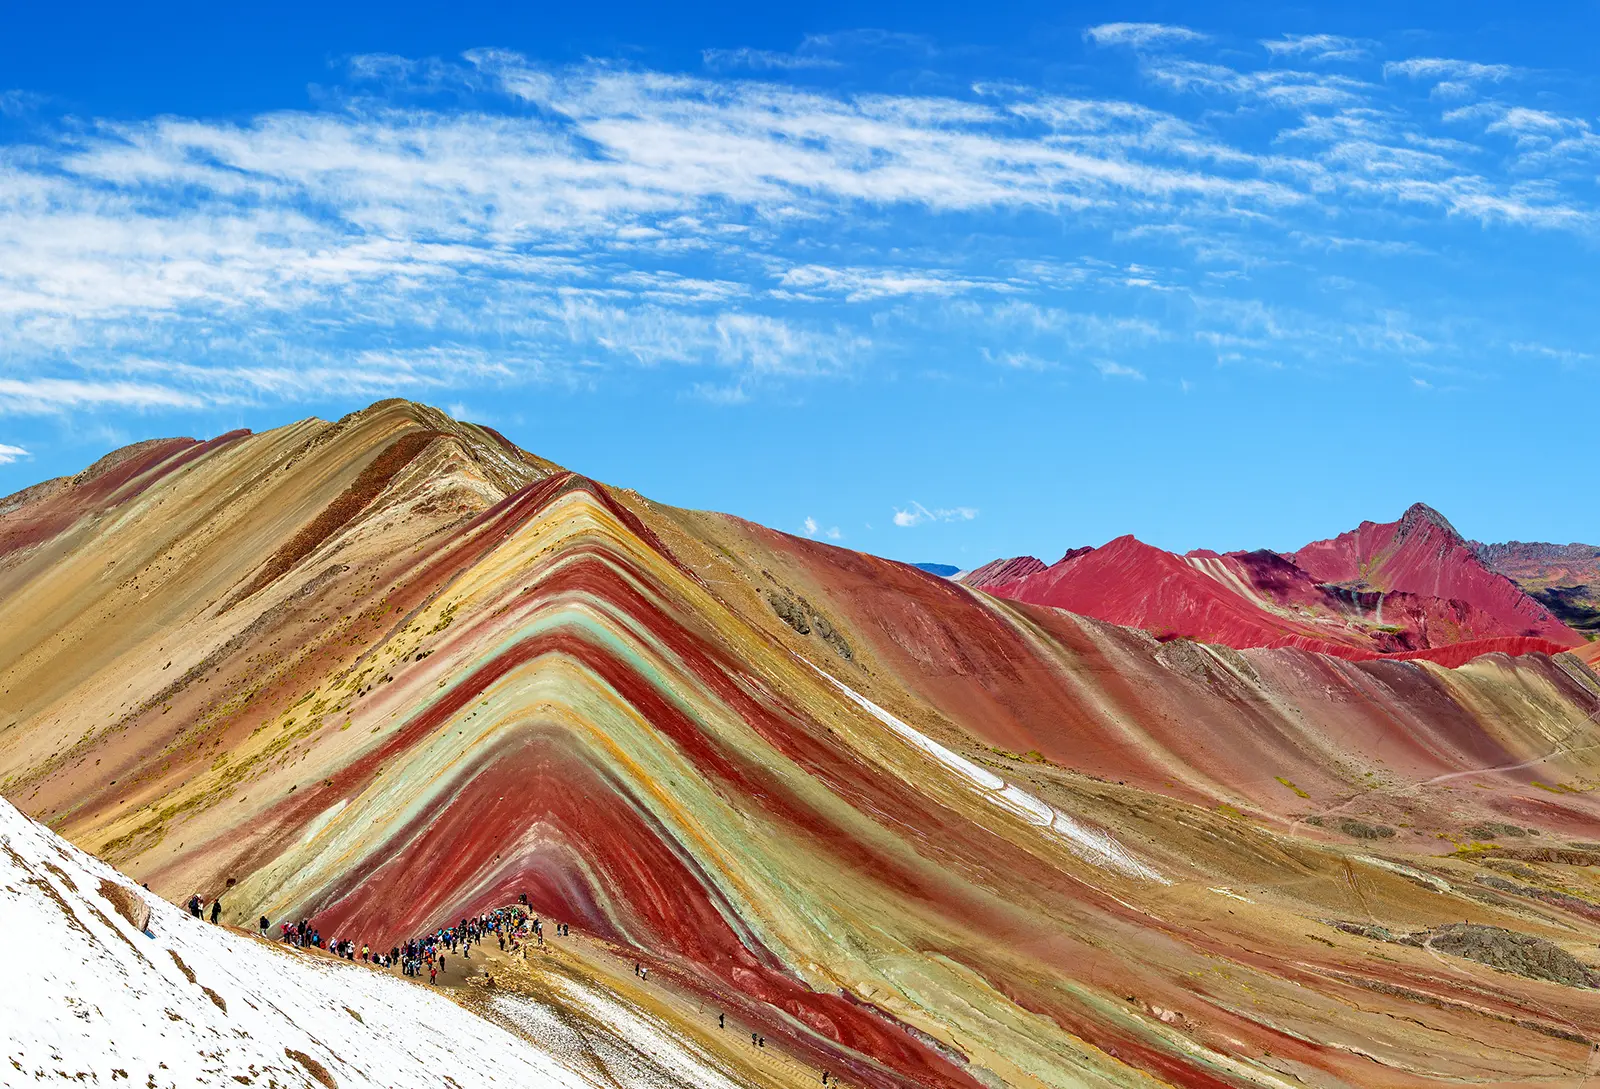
<box><xmin>3</xmin><ymin>399</ymin><xmax>1600</xmax><ymax>1088</ymax></box>
<box><xmin>668</xmin><ymin>513</ymin><xmax>1600</xmax><ymax>829</ymax></box>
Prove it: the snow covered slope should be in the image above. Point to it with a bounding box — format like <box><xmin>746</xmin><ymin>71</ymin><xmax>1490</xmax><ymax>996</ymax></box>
<box><xmin>0</xmin><ymin>795</ymin><xmax>708</xmax><ymax>1088</ymax></box>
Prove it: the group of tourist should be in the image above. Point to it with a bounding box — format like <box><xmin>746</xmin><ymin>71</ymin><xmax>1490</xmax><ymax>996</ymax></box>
<box><xmin>185</xmin><ymin>893</ymin><xmax>223</xmax><ymax>924</ymax></box>
<box><xmin>267</xmin><ymin>902</ymin><xmax>542</xmax><ymax>986</ymax></box>
<box><xmin>185</xmin><ymin>888</ymin><xmax>840</xmax><ymax>1084</ymax></box>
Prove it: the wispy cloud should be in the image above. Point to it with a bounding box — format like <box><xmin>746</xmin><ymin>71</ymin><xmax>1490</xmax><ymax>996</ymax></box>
<box><xmin>800</xmin><ymin>30</ymin><xmax>936</xmax><ymax>57</ymax></box>
<box><xmin>702</xmin><ymin>47</ymin><xmax>841</xmax><ymax>72</ymax></box>
<box><xmin>1261</xmin><ymin>34</ymin><xmax>1369</xmax><ymax>62</ymax></box>
<box><xmin>0</xmin><ymin>379</ymin><xmax>207</xmax><ymax>414</ymax></box>
<box><xmin>777</xmin><ymin>265</ymin><xmax>1018</xmax><ymax>301</ymax></box>
<box><xmin>0</xmin><ymin>442</ymin><xmax>29</xmax><ymax>464</ymax></box>
<box><xmin>1512</xmin><ymin>341</ymin><xmax>1594</xmax><ymax>366</ymax></box>
<box><xmin>801</xmin><ymin>516</ymin><xmax>843</xmax><ymax>540</ymax></box>
<box><xmin>983</xmin><ymin>349</ymin><xmax>1055</xmax><ymax>370</ymax></box>
<box><xmin>1085</xmin><ymin>23</ymin><xmax>1207</xmax><ymax>50</ymax></box>
<box><xmin>893</xmin><ymin>502</ymin><xmax>978</xmax><ymax>527</ymax></box>
<box><xmin>0</xmin><ymin>90</ymin><xmax>47</xmax><ymax>117</ymax></box>
<box><xmin>1143</xmin><ymin>58</ymin><xmax>1371</xmax><ymax>108</ymax></box>
<box><xmin>1094</xmin><ymin>360</ymin><xmax>1146</xmax><ymax>380</ymax></box>
<box><xmin>1384</xmin><ymin>57</ymin><xmax>1517</xmax><ymax>83</ymax></box>
<box><xmin>0</xmin><ymin>37</ymin><xmax>1588</xmax><ymax>418</ymax></box>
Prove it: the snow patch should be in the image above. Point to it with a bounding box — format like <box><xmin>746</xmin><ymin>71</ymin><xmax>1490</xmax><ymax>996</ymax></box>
<box><xmin>299</xmin><ymin>797</ymin><xmax>349</xmax><ymax>844</ymax></box>
<box><xmin>809</xmin><ymin>665</ymin><xmax>1167</xmax><ymax>882</ymax></box>
<box><xmin>0</xmin><ymin>795</ymin><xmax>668</xmax><ymax>1088</ymax></box>
<box><xmin>1357</xmin><ymin>855</ymin><xmax>1452</xmax><ymax>893</ymax></box>
<box><xmin>492</xmin><ymin>976</ymin><xmax>746</xmax><ymax>1089</ymax></box>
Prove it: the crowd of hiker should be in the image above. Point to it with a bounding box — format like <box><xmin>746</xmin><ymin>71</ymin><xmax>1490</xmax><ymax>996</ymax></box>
<box><xmin>189</xmin><ymin>887</ymin><xmax>547</xmax><ymax>984</ymax></box>
<box><xmin>270</xmin><ymin>902</ymin><xmax>540</xmax><ymax>985</ymax></box>
<box><xmin>185</xmin><ymin>888</ymin><xmax>841</xmax><ymax>1084</ymax></box>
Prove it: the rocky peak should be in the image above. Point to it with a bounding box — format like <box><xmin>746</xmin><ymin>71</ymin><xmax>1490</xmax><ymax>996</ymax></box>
<box><xmin>1395</xmin><ymin>502</ymin><xmax>1465</xmax><ymax>546</ymax></box>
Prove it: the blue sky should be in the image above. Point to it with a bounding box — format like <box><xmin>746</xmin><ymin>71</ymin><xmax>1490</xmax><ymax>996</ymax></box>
<box><xmin>0</xmin><ymin>1</ymin><xmax>1595</xmax><ymax>565</ymax></box>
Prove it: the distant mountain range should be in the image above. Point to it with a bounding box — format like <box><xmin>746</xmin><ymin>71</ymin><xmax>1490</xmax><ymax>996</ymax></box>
<box><xmin>1471</xmin><ymin>539</ymin><xmax>1600</xmax><ymax>637</ymax></box>
<box><xmin>963</xmin><ymin>502</ymin><xmax>1597</xmax><ymax>663</ymax></box>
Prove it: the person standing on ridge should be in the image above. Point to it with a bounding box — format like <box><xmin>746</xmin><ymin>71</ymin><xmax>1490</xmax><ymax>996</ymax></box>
<box><xmin>259</xmin><ymin>915</ymin><xmax>269</xmax><ymax>936</ymax></box>
<box><xmin>209</xmin><ymin>899</ymin><xmax>222</xmax><ymax>924</ymax></box>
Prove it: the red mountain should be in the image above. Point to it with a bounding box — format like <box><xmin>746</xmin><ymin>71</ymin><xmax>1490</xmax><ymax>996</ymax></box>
<box><xmin>1290</xmin><ymin>503</ymin><xmax>1578</xmax><ymax>644</ymax></box>
<box><xmin>963</xmin><ymin>503</ymin><xmax>1584</xmax><ymax>663</ymax></box>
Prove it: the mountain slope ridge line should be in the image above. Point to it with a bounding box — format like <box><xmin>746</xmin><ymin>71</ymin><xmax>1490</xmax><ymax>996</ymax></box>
<box><xmin>4</xmin><ymin>399</ymin><xmax>1600</xmax><ymax>1088</ymax></box>
<box><xmin>964</xmin><ymin>501</ymin><xmax>1585</xmax><ymax>661</ymax></box>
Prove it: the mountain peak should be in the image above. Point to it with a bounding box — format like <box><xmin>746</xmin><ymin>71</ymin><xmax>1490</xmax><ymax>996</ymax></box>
<box><xmin>960</xmin><ymin>554</ymin><xmax>1047</xmax><ymax>589</ymax></box>
<box><xmin>1397</xmin><ymin>501</ymin><xmax>1464</xmax><ymax>544</ymax></box>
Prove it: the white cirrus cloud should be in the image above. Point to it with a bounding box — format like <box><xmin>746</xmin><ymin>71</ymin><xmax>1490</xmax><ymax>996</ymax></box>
<box><xmin>1143</xmin><ymin>58</ymin><xmax>1371</xmax><ymax>108</ymax></box>
<box><xmin>1094</xmin><ymin>360</ymin><xmax>1146</xmax><ymax>380</ymax></box>
<box><xmin>1384</xmin><ymin>57</ymin><xmax>1516</xmax><ymax>84</ymax></box>
<box><xmin>777</xmin><ymin>265</ymin><xmax>1018</xmax><ymax>301</ymax></box>
<box><xmin>893</xmin><ymin>502</ymin><xmax>978</xmax><ymax>528</ymax></box>
<box><xmin>1085</xmin><ymin>23</ymin><xmax>1207</xmax><ymax>50</ymax></box>
<box><xmin>983</xmin><ymin>348</ymin><xmax>1055</xmax><ymax>370</ymax></box>
<box><xmin>1261</xmin><ymin>34</ymin><xmax>1369</xmax><ymax>61</ymax></box>
<box><xmin>0</xmin><ymin>379</ymin><xmax>208</xmax><ymax>414</ymax></box>
<box><xmin>0</xmin><ymin>43</ymin><xmax>1585</xmax><ymax>419</ymax></box>
<box><xmin>1511</xmin><ymin>341</ymin><xmax>1594</xmax><ymax>365</ymax></box>
<box><xmin>702</xmin><ymin>47</ymin><xmax>842</xmax><ymax>72</ymax></box>
<box><xmin>0</xmin><ymin>442</ymin><xmax>29</xmax><ymax>464</ymax></box>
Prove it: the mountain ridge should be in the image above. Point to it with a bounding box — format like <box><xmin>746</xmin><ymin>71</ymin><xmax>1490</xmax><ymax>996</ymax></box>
<box><xmin>964</xmin><ymin>501</ymin><xmax>1585</xmax><ymax>659</ymax></box>
<box><xmin>5</xmin><ymin>400</ymin><xmax>1600</xmax><ymax>1087</ymax></box>
<box><xmin>1472</xmin><ymin>538</ymin><xmax>1600</xmax><ymax>637</ymax></box>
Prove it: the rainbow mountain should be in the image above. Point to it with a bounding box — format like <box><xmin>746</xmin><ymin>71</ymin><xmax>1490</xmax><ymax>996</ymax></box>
<box><xmin>4</xmin><ymin>399</ymin><xmax>1600</xmax><ymax>1088</ymax></box>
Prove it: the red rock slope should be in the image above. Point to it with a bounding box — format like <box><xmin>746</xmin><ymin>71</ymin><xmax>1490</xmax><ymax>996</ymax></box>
<box><xmin>965</xmin><ymin>504</ymin><xmax>1582</xmax><ymax>662</ymax></box>
<box><xmin>1291</xmin><ymin>503</ymin><xmax>1578</xmax><ymax>645</ymax></box>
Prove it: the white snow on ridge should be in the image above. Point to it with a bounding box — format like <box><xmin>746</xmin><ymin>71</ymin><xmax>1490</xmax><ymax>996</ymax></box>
<box><xmin>810</xmin><ymin>665</ymin><xmax>1167</xmax><ymax>883</ymax></box>
<box><xmin>490</xmin><ymin>977</ymin><xmax>745</xmax><ymax>1089</ymax></box>
<box><xmin>0</xmin><ymin>797</ymin><xmax>722</xmax><ymax>1088</ymax></box>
